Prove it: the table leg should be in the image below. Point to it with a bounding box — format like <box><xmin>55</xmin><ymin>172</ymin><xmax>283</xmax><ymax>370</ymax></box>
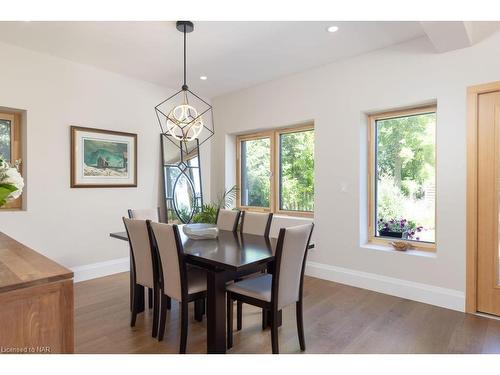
<box><xmin>206</xmin><ymin>269</ymin><xmax>226</xmax><ymax>354</ymax></box>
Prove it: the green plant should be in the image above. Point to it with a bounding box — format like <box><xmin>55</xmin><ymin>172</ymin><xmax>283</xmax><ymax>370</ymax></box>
<box><xmin>0</xmin><ymin>156</ymin><xmax>23</xmax><ymax>207</ymax></box>
<box><xmin>192</xmin><ymin>185</ymin><xmax>239</xmax><ymax>224</ymax></box>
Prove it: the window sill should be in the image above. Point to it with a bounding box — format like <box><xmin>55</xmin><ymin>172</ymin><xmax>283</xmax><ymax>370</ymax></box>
<box><xmin>274</xmin><ymin>211</ymin><xmax>314</xmax><ymax>219</ymax></box>
<box><xmin>361</xmin><ymin>242</ymin><xmax>437</xmax><ymax>258</ymax></box>
<box><xmin>238</xmin><ymin>207</ymin><xmax>314</xmax><ymax>219</ymax></box>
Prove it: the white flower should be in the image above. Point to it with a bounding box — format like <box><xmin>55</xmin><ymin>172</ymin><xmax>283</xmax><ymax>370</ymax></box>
<box><xmin>0</xmin><ymin>159</ymin><xmax>8</xmax><ymax>171</ymax></box>
<box><xmin>4</xmin><ymin>167</ymin><xmax>24</xmax><ymax>200</ymax></box>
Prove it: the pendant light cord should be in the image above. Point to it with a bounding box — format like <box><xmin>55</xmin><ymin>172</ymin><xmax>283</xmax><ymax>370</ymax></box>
<box><xmin>183</xmin><ymin>24</ymin><xmax>187</xmax><ymax>88</ymax></box>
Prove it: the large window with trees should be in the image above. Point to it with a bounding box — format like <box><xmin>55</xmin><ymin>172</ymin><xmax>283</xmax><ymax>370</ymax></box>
<box><xmin>236</xmin><ymin>124</ymin><xmax>314</xmax><ymax>216</ymax></box>
<box><xmin>368</xmin><ymin>106</ymin><xmax>436</xmax><ymax>250</ymax></box>
<box><xmin>0</xmin><ymin>111</ymin><xmax>22</xmax><ymax>210</ymax></box>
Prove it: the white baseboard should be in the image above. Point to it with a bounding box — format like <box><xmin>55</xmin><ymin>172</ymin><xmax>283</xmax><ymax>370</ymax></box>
<box><xmin>305</xmin><ymin>261</ymin><xmax>465</xmax><ymax>312</ymax></box>
<box><xmin>72</xmin><ymin>257</ymin><xmax>130</xmax><ymax>283</ymax></box>
<box><xmin>71</xmin><ymin>257</ymin><xmax>465</xmax><ymax>312</ymax></box>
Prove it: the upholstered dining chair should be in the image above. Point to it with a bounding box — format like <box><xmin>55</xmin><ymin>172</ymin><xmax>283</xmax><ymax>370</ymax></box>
<box><xmin>122</xmin><ymin>217</ymin><xmax>159</xmax><ymax>338</ymax></box>
<box><xmin>226</xmin><ymin>223</ymin><xmax>314</xmax><ymax>354</ymax></box>
<box><xmin>240</xmin><ymin>211</ymin><xmax>273</xmax><ymax>236</ymax></box>
<box><xmin>148</xmin><ymin>221</ymin><xmax>207</xmax><ymax>353</ymax></box>
<box><xmin>235</xmin><ymin>211</ymin><xmax>274</xmax><ymax>328</ymax></box>
<box><xmin>216</xmin><ymin>209</ymin><xmax>241</xmax><ymax>232</ymax></box>
<box><xmin>128</xmin><ymin>207</ymin><xmax>162</xmax><ymax>221</ymax></box>
<box><xmin>128</xmin><ymin>207</ymin><xmax>167</xmax><ymax>312</ymax></box>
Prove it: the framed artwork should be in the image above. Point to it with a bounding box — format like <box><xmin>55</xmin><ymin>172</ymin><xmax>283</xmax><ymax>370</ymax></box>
<box><xmin>70</xmin><ymin>126</ymin><xmax>137</xmax><ymax>188</ymax></box>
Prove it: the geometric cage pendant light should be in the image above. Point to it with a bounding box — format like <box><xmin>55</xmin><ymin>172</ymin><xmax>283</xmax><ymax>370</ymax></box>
<box><xmin>155</xmin><ymin>21</ymin><xmax>214</xmax><ymax>154</ymax></box>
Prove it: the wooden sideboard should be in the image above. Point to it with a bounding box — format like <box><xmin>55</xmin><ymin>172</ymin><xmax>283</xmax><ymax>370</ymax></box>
<box><xmin>0</xmin><ymin>232</ymin><xmax>74</xmax><ymax>353</ymax></box>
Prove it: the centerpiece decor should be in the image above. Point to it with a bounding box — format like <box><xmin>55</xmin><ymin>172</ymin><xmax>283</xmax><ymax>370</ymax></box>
<box><xmin>182</xmin><ymin>223</ymin><xmax>219</xmax><ymax>240</ymax></box>
<box><xmin>0</xmin><ymin>156</ymin><xmax>24</xmax><ymax>207</ymax></box>
<box><xmin>155</xmin><ymin>21</ymin><xmax>214</xmax><ymax>155</ymax></box>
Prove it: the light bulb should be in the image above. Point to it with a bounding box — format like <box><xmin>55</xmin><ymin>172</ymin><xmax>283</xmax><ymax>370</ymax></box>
<box><xmin>166</xmin><ymin>103</ymin><xmax>204</xmax><ymax>142</ymax></box>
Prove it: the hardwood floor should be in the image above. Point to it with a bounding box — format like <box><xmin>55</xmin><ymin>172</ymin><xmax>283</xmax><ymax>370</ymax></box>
<box><xmin>75</xmin><ymin>272</ymin><xmax>500</xmax><ymax>354</ymax></box>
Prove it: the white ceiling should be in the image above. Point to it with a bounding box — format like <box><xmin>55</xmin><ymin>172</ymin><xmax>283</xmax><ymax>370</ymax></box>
<box><xmin>0</xmin><ymin>21</ymin><xmax>495</xmax><ymax>98</ymax></box>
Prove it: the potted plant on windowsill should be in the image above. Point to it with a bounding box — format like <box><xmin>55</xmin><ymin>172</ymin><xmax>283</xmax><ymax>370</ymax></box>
<box><xmin>377</xmin><ymin>218</ymin><xmax>421</xmax><ymax>239</ymax></box>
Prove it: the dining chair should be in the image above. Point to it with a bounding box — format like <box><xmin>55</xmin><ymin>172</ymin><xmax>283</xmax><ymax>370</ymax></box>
<box><xmin>128</xmin><ymin>207</ymin><xmax>168</xmax><ymax>311</ymax></box>
<box><xmin>216</xmin><ymin>208</ymin><xmax>241</xmax><ymax>232</ymax></box>
<box><xmin>128</xmin><ymin>207</ymin><xmax>162</xmax><ymax>221</ymax></box>
<box><xmin>240</xmin><ymin>211</ymin><xmax>273</xmax><ymax>236</ymax></box>
<box><xmin>148</xmin><ymin>221</ymin><xmax>207</xmax><ymax>353</ymax></box>
<box><xmin>236</xmin><ymin>211</ymin><xmax>274</xmax><ymax>328</ymax></box>
<box><xmin>226</xmin><ymin>223</ymin><xmax>314</xmax><ymax>354</ymax></box>
<box><xmin>122</xmin><ymin>217</ymin><xmax>160</xmax><ymax>338</ymax></box>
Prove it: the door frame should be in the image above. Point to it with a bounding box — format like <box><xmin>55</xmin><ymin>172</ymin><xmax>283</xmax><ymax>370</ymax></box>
<box><xmin>466</xmin><ymin>81</ymin><xmax>500</xmax><ymax>313</ymax></box>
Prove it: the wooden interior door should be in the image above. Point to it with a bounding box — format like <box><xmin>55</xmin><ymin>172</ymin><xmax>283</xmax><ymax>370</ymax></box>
<box><xmin>477</xmin><ymin>90</ymin><xmax>500</xmax><ymax>316</ymax></box>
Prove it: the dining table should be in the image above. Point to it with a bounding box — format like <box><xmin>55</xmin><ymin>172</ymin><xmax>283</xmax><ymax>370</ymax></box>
<box><xmin>110</xmin><ymin>225</ymin><xmax>314</xmax><ymax>354</ymax></box>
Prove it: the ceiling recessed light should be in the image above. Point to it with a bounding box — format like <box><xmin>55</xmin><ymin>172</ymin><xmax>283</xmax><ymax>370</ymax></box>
<box><xmin>200</xmin><ymin>76</ymin><xmax>208</xmax><ymax>80</ymax></box>
<box><xmin>327</xmin><ymin>26</ymin><xmax>339</xmax><ymax>33</ymax></box>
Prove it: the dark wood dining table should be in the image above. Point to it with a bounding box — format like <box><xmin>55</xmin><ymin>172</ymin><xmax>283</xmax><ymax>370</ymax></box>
<box><xmin>110</xmin><ymin>226</ymin><xmax>314</xmax><ymax>354</ymax></box>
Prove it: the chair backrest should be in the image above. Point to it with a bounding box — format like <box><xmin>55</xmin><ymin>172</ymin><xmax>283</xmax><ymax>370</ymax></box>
<box><xmin>272</xmin><ymin>223</ymin><xmax>314</xmax><ymax>310</ymax></box>
<box><xmin>216</xmin><ymin>209</ymin><xmax>241</xmax><ymax>232</ymax></box>
<box><xmin>128</xmin><ymin>208</ymin><xmax>161</xmax><ymax>222</ymax></box>
<box><xmin>240</xmin><ymin>211</ymin><xmax>273</xmax><ymax>236</ymax></box>
<box><xmin>269</xmin><ymin>216</ymin><xmax>313</xmax><ymax>239</ymax></box>
<box><xmin>148</xmin><ymin>221</ymin><xmax>186</xmax><ymax>302</ymax></box>
<box><xmin>122</xmin><ymin>217</ymin><xmax>155</xmax><ymax>289</ymax></box>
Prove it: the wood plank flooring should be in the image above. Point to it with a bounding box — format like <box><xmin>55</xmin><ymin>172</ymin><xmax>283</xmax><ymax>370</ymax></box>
<box><xmin>75</xmin><ymin>272</ymin><xmax>500</xmax><ymax>354</ymax></box>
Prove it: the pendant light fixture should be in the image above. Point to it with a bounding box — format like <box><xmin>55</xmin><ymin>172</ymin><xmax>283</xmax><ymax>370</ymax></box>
<box><xmin>155</xmin><ymin>21</ymin><xmax>214</xmax><ymax>153</ymax></box>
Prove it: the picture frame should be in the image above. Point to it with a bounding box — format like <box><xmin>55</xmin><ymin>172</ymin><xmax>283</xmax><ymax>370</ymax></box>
<box><xmin>70</xmin><ymin>126</ymin><xmax>137</xmax><ymax>188</ymax></box>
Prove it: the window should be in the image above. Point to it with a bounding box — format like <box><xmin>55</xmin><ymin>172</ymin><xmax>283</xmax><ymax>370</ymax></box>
<box><xmin>236</xmin><ymin>124</ymin><xmax>314</xmax><ymax>216</ymax></box>
<box><xmin>278</xmin><ymin>128</ymin><xmax>314</xmax><ymax>212</ymax></box>
<box><xmin>0</xmin><ymin>111</ymin><xmax>22</xmax><ymax>210</ymax></box>
<box><xmin>368</xmin><ymin>106</ymin><xmax>436</xmax><ymax>250</ymax></box>
<box><xmin>240</xmin><ymin>136</ymin><xmax>272</xmax><ymax>208</ymax></box>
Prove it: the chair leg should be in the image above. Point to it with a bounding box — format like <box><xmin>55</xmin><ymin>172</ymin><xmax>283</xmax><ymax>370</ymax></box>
<box><xmin>261</xmin><ymin>308</ymin><xmax>268</xmax><ymax>330</ymax></box>
<box><xmin>129</xmin><ymin>265</ymin><xmax>134</xmax><ymax>312</ymax></box>
<box><xmin>296</xmin><ymin>301</ymin><xmax>306</xmax><ymax>351</ymax></box>
<box><xmin>237</xmin><ymin>301</ymin><xmax>243</xmax><ymax>331</ymax></box>
<box><xmin>148</xmin><ymin>288</ymin><xmax>153</xmax><ymax>309</ymax></box>
<box><xmin>152</xmin><ymin>286</ymin><xmax>160</xmax><ymax>338</ymax></box>
<box><xmin>194</xmin><ymin>298</ymin><xmax>204</xmax><ymax>322</ymax></box>
<box><xmin>271</xmin><ymin>310</ymin><xmax>279</xmax><ymax>354</ymax></box>
<box><xmin>130</xmin><ymin>283</ymin><xmax>143</xmax><ymax>327</ymax></box>
<box><xmin>227</xmin><ymin>294</ymin><xmax>233</xmax><ymax>349</ymax></box>
<box><xmin>180</xmin><ymin>301</ymin><xmax>188</xmax><ymax>354</ymax></box>
<box><xmin>166</xmin><ymin>296</ymin><xmax>172</xmax><ymax>310</ymax></box>
<box><xmin>157</xmin><ymin>294</ymin><xmax>168</xmax><ymax>341</ymax></box>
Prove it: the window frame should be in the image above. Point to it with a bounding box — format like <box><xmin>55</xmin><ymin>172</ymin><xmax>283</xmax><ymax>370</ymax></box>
<box><xmin>236</xmin><ymin>131</ymin><xmax>275</xmax><ymax>213</ymax></box>
<box><xmin>0</xmin><ymin>111</ymin><xmax>22</xmax><ymax>210</ymax></box>
<box><xmin>367</xmin><ymin>106</ymin><xmax>437</xmax><ymax>251</ymax></box>
<box><xmin>236</xmin><ymin>123</ymin><xmax>314</xmax><ymax>217</ymax></box>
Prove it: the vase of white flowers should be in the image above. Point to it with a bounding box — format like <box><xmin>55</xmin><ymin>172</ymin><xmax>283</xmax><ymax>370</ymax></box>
<box><xmin>0</xmin><ymin>157</ymin><xmax>24</xmax><ymax>207</ymax></box>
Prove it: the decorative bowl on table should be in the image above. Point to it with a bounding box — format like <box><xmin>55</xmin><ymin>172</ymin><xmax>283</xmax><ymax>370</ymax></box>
<box><xmin>182</xmin><ymin>223</ymin><xmax>219</xmax><ymax>240</ymax></box>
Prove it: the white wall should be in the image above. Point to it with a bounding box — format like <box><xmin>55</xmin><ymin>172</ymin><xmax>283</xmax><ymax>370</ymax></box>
<box><xmin>212</xmin><ymin>33</ymin><xmax>500</xmax><ymax>311</ymax></box>
<box><xmin>0</xmin><ymin>41</ymin><xmax>211</xmax><ymax>271</ymax></box>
